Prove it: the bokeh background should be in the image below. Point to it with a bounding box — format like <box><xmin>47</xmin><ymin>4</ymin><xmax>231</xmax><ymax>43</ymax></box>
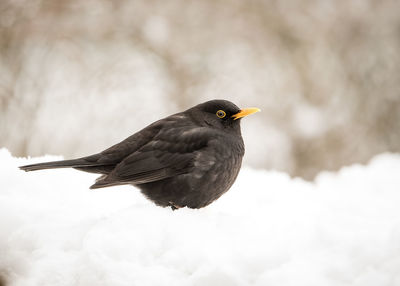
<box><xmin>1</xmin><ymin>0</ymin><xmax>399</xmax><ymax>179</ymax></box>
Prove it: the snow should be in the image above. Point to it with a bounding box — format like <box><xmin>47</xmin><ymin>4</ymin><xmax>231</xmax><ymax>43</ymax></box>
<box><xmin>1</xmin><ymin>148</ymin><xmax>400</xmax><ymax>286</ymax></box>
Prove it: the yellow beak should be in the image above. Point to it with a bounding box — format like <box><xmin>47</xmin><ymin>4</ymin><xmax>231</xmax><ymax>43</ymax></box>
<box><xmin>232</xmin><ymin>107</ymin><xmax>261</xmax><ymax>120</ymax></box>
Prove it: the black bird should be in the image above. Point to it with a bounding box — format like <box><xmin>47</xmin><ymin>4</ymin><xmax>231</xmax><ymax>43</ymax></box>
<box><xmin>20</xmin><ymin>100</ymin><xmax>260</xmax><ymax>209</ymax></box>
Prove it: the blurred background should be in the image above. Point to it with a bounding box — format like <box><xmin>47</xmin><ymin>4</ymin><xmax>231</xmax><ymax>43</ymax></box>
<box><xmin>1</xmin><ymin>0</ymin><xmax>399</xmax><ymax>180</ymax></box>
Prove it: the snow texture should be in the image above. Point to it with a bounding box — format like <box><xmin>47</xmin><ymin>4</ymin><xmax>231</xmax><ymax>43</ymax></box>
<box><xmin>1</xmin><ymin>148</ymin><xmax>400</xmax><ymax>286</ymax></box>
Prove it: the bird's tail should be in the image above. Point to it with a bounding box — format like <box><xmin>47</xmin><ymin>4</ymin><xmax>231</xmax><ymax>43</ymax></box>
<box><xmin>19</xmin><ymin>159</ymin><xmax>94</xmax><ymax>172</ymax></box>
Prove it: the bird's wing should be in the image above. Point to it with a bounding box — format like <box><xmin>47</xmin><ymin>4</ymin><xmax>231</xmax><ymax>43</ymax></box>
<box><xmin>83</xmin><ymin>121</ymin><xmax>164</xmax><ymax>166</ymax></box>
<box><xmin>90</xmin><ymin>126</ymin><xmax>217</xmax><ymax>188</ymax></box>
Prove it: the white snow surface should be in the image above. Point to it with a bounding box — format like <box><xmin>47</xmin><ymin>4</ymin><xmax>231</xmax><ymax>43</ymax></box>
<box><xmin>1</xmin><ymin>148</ymin><xmax>400</xmax><ymax>286</ymax></box>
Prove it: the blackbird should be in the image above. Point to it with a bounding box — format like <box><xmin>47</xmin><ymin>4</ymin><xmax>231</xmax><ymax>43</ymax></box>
<box><xmin>20</xmin><ymin>100</ymin><xmax>260</xmax><ymax>209</ymax></box>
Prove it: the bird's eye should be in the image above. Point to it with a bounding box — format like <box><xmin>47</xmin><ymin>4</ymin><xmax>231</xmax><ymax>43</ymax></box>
<box><xmin>216</xmin><ymin>110</ymin><xmax>226</xmax><ymax>118</ymax></box>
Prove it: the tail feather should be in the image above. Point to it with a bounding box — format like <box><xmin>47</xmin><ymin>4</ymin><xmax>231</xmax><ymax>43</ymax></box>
<box><xmin>19</xmin><ymin>159</ymin><xmax>98</xmax><ymax>172</ymax></box>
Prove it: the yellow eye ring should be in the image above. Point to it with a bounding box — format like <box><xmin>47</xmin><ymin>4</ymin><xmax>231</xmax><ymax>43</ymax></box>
<box><xmin>216</xmin><ymin>110</ymin><xmax>226</xmax><ymax>118</ymax></box>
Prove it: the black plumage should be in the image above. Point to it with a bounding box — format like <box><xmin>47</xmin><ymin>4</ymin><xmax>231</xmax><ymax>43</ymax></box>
<box><xmin>19</xmin><ymin>100</ymin><xmax>260</xmax><ymax>209</ymax></box>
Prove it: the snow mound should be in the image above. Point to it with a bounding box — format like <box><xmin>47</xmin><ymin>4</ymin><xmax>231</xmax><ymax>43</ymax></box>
<box><xmin>1</xmin><ymin>148</ymin><xmax>400</xmax><ymax>286</ymax></box>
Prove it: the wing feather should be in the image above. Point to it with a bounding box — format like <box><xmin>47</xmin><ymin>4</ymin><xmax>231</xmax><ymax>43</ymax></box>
<box><xmin>91</xmin><ymin>126</ymin><xmax>219</xmax><ymax>188</ymax></box>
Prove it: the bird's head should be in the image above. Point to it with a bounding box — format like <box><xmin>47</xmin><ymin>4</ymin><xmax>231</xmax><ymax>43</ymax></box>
<box><xmin>189</xmin><ymin>100</ymin><xmax>260</xmax><ymax>131</ymax></box>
